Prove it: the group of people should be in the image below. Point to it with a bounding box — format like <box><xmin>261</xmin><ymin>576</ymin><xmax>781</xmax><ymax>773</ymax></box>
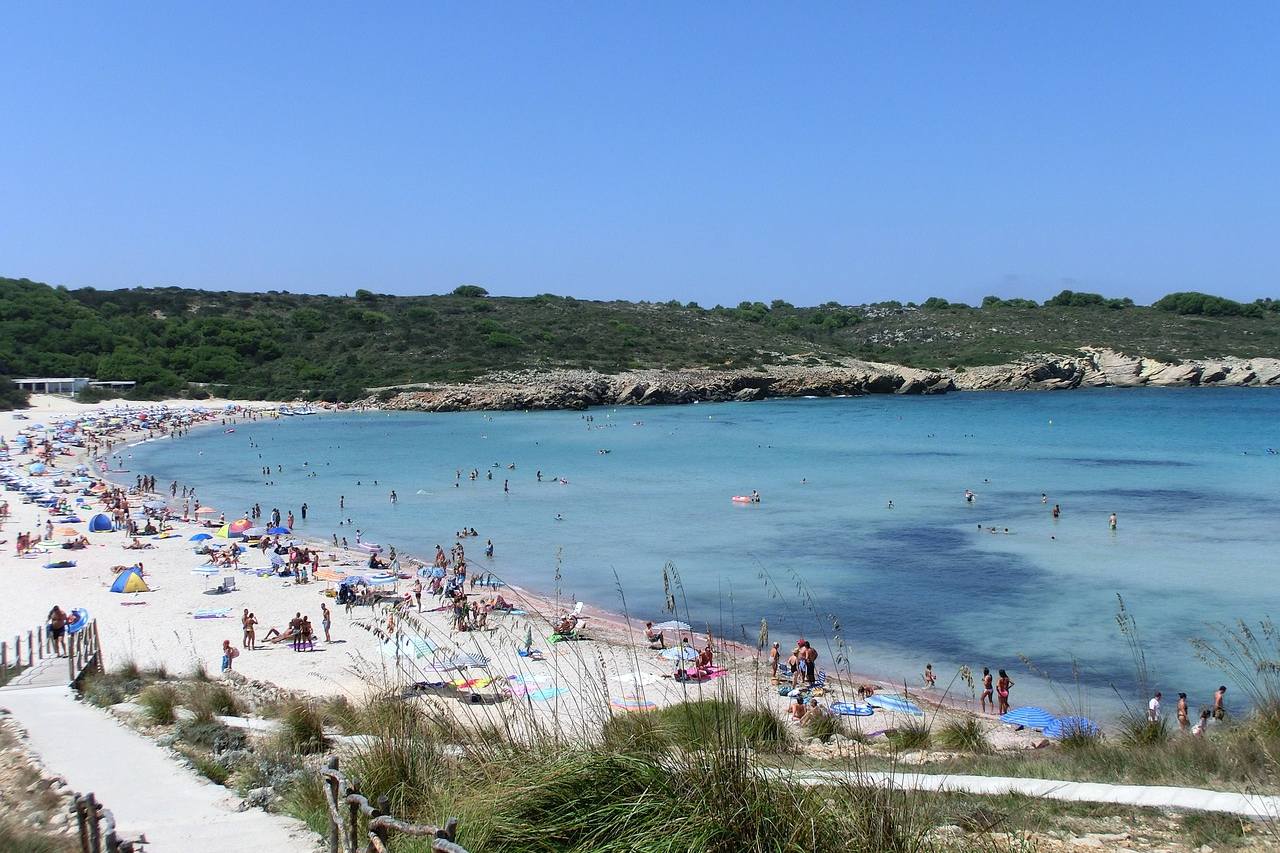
<box><xmin>1147</xmin><ymin>686</ymin><xmax>1228</xmax><ymax>735</ymax></box>
<box><xmin>768</xmin><ymin>639</ymin><xmax>820</xmax><ymax>688</ymax></box>
<box><xmin>234</xmin><ymin>603</ymin><xmax>332</xmax><ymax>660</ymax></box>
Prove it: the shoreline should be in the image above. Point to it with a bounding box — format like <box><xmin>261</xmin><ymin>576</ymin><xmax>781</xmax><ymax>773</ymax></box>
<box><xmin>3</xmin><ymin>396</ymin><xmax>1000</xmax><ymax>738</ymax></box>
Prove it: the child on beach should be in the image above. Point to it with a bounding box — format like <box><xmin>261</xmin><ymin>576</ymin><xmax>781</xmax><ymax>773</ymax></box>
<box><xmin>221</xmin><ymin>640</ymin><xmax>239</xmax><ymax>673</ymax></box>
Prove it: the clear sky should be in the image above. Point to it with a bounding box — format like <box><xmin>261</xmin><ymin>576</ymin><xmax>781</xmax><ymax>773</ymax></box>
<box><xmin>2</xmin><ymin>4</ymin><xmax>1276</xmax><ymax>305</ymax></box>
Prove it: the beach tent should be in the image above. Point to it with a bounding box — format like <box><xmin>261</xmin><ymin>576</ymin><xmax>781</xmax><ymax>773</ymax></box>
<box><xmin>109</xmin><ymin>567</ymin><xmax>150</xmax><ymax>594</ymax></box>
<box><xmin>88</xmin><ymin>513</ymin><xmax>114</xmax><ymax>532</ymax></box>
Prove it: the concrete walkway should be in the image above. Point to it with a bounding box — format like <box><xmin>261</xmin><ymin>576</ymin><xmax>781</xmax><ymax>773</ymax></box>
<box><xmin>765</xmin><ymin>767</ymin><xmax>1280</xmax><ymax>820</ymax></box>
<box><xmin>0</xmin><ymin>680</ymin><xmax>317</xmax><ymax>852</ymax></box>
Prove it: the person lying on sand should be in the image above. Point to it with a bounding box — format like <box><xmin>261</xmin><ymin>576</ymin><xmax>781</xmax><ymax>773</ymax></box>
<box><xmin>261</xmin><ymin>626</ymin><xmax>299</xmax><ymax>643</ymax></box>
<box><xmin>124</xmin><ymin>537</ymin><xmax>154</xmax><ymax>550</ymax></box>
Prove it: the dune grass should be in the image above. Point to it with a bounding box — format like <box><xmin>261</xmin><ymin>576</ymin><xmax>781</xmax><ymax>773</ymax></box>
<box><xmin>137</xmin><ymin>683</ymin><xmax>179</xmax><ymax>725</ymax></box>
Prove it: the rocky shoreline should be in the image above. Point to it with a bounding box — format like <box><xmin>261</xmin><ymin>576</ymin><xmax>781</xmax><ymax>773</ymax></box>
<box><xmin>366</xmin><ymin>349</ymin><xmax>1280</xmax><ymax>412</ymax></box>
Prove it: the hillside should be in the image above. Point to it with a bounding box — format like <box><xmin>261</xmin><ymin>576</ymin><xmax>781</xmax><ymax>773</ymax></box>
<box><xmin>1</xmin><ymin>276</ymin><xmax>1277</xmax><ymax>402</ymax></box>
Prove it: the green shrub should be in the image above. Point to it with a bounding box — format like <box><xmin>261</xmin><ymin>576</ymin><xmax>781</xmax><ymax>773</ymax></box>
<box><xmin>887</xmin><ymin>720</ymin><xmax>932</xmax><ymax>751</ymax></box>
<box><xmin>175</xmin><ymin>718</ymin><xmax>246</xmax><ymax>753</ymax></box>
<box><xmin>937</xmin><ymin>718</ymin><xmax>990</xmax><ymax>753</ymax></box>
<box><xmin>81</xmin><ymin>673</ymin><xmax>126</xmax><ymax>708</ymax></box>
<box><xmin>1117</xmin><ymin>715</ymin><xmax>1169</xmax><ymax>747</ymax></box>
<box><xmin>279</xmin><ymin>700</ymin><xmax>328</xmax><ymax>754</ymax></box>
<box><xmin>185</xmin><ymin>683</ymin><xmax>241</xmax><ymax>721</ymax></box>
<box><xmin>138</xmin><ymin>684</ymin><xmax>179</xmax><ymax>725</ymax></box>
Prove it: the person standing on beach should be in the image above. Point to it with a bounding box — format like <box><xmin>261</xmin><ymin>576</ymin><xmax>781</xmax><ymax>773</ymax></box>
<box><xmin>923</xmin><ymin>663</ymin><xmax>937</xmax><ymax>688</ymax></box>
<box><xmin>769</xmin><ymin>642</ymin><xmax>780</xmax><ymax>681</ymax></box>
<box><xmin>221</xmin><ymin>640</ymin><xmax>239</xmax><ymax>674</ymax></box>
<box><xmin>413</xmin><ymin>578</ymin><xmax>423</xmax><ymax>612</ymax></box>
<box><xmin>804</xmin><ymin>643</ymin><xmax>818</xmax><ymax>686</ymax></box>
<box><xmin>46</xmin><ymin>606</ymin><xmax>67</xmax><ymax>657</ymax></box>
<box><xmin>1213</xmin><ymin>685</ymin><xmax>1227</xmax><ymax>720</ymax></box>
<box><xmin>320</xmin><ymin>603</ymin><xmax>331</xmax><ymax>642</ymax></box>
<box><xmin>1147</xmin><ymin>691</ymin><xmax>1162</xmax><ymax>721</ymax></box>
<box><xmin>981</xmin><ymin>668</ymin><xmax>994</xmax><ymax>713</ymax></box>
<box><xmin>996</xmin><ymin>670</ymin><xmax>1013</xmax><ymax>714</ymax></box>
<box><xmin>1177</xmin><ymin>693</ymin><xmax>1189</xmax><ymax>732</ymax></box>
<box><xmin>241</xmin><ymin>609</ymin><xmax>256</xmax><ymax>650</ymax></box>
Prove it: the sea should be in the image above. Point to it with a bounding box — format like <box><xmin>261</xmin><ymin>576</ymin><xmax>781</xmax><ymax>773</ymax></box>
<box><xmin>126</xmin><ymin>389</ymin><xmax>1280</xmax><ymax>719</ymax></box>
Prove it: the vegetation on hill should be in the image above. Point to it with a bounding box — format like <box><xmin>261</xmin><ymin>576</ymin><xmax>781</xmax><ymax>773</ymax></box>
<box><xmin>1</xmin><ymin>276</ymin><xmax>1277</xmax><ymax>402</ymax></box>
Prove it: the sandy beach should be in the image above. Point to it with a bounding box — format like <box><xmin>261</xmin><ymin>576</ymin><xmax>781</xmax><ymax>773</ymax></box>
<box><xmin>1</xmin><ymin>395</ymin><xmax>1022</xmax><ymax>746</ymax></box>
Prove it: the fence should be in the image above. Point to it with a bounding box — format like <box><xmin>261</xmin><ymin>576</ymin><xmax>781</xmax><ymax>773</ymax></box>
<box><xmin>0</xmin><ymin>618</ymin><xmax>102</xmax><ymax>688</ymax></box>
<box><xmin>321</xmin><ymin>757</ymin><xmax>469</xmax><ymax>853</ymax></box>
<box><xmin>72</xmin><ymin>792</ymin><xmax>146</xmax><ymax>853</ymax></box>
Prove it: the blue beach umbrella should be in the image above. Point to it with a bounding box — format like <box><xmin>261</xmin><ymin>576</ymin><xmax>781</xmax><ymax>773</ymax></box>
<box><xmin>190</xmin><ymin>533</ymin><xmax>212</xmax><ymax>541</ymax></box>
<box><xmin>266</xmin><ymin>526</ymin><xmax>290</xmax><ymax>535</ymax></box>
<box><xmin>660</xmin><ymin>645</ymin><xmax>699</xmax><ymax>661</ymax></box>
<box><xmin>1000</xmin><ymin>706</ymin><xmax>1057</xmax><ymax>729</ymax></box>
<box><xmin>1044</xmin><ymin>716</ymin><xmax>1101</xmax><ymax>739</ymax></box>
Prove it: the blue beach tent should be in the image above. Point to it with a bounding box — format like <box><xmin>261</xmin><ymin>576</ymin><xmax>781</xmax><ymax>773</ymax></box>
<box><xmin>1000</xmin><ymin>706</ymin><xmax>1057</xmax><ymax>729</ymax></box>
<box><xmin>88</xmin><ymin>513</ymin><xmax>114</xmax><ymax>532</ymax></box>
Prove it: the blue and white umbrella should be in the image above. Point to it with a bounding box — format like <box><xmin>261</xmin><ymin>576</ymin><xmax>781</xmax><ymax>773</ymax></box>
<box><xmin>1000</xmin><ymin>706</ymin><xmax>1057</xmax><ymax>729</ymax></box>
<box><xmin>659</xmin><ymin>645</ymin><xmax>699</xmax><ymax>661</ymax></box>
<box><xmin>1044</xmin><ymin>715</ymin><xmax>1101</xmax><ymax>739</ymax></box>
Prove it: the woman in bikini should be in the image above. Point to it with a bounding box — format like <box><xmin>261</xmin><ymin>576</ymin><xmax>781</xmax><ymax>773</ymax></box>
<box><xmin>981</xmin><ymin>667</ymin><xmax>994</xmax><ymax>714</ymax></box>
<box><xmin>996</xmin><ymin>669</ymin><xmax>1014</xmax><ymax>715</ymax></box>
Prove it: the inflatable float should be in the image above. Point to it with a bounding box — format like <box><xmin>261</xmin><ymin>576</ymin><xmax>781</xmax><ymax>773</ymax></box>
<box><xmin>66</xmin><ymin>608</ymin><xmax>90</xmax><ymax>634</ymax></box>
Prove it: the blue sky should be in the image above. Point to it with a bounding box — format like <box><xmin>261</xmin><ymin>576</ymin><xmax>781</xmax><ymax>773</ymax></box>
<box><xmin>2</xmin><ymin>4</ymin><xmax>1276</xmax><ymax>305</ymax></box>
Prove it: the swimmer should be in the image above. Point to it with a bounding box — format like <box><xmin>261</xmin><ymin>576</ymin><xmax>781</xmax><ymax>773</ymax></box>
<box><xmin>1109</xmin><ymin>512</ymin><xmax>1117</xmax><ymax>530</ymax></box>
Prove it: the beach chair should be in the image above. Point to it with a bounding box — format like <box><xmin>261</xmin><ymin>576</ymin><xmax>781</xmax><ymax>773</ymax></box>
<box><xmin>775</xmin><ymin>662</ymin><xmax>794</xmax><ymax>683</ymax></box>
<box><xmin>812</xmin><ymin>669</ymin><xmax>828</xmax><ymax>695</ymax></box>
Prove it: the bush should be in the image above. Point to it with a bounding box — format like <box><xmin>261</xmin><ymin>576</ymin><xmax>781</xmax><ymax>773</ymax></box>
<box><xmin>1117</xmin><ymin>715</ymin><xmax>1169</xmax><ymax>747</ymax></box>
<box><xmin>279</xmin><ymin>700</ymin><xmax>328</xmax><ymax>754</ymax></box>
<box><xmin>81</xmin><ymin>673</ymin><xmax>126</xmax><ymax>708</ymax></box>
<box><xmin>452</xmin><ymin>285</ymin><xmax>488</xmax><ymax>297</ymax></box>
<box><xmin>175</xmin><ymin>718</ymin><xmax>246</xmax><ymax>753</ymax></box>
<box><xmin>185</xmin><ymin>683</ymin><xmax>241</xmax><ymax>721</ymax></box>
<box><xmin>138</xmin><ymin>683</ymin><xmax>179</xmax><ymax>725</ymax></box>
<box><xmin>937</xmin><ymin>718</ymin><xmax>990</xmax><ymax>753</ymax></box>
<box><xmin>1154</xmin><ymin>291</ymin><xmax>1263</xmax><ymax>317</ymax></box>
<box><xmin>887</xmin><ymin>720</ymin><xmax>932</xmax><ymax>751</ymax></box>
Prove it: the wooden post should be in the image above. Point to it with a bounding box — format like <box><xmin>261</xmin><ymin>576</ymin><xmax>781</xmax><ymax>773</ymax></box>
<box><xmin>27</xmin><ymin>630</ymin><xmax>34</xmax><ymax>667</ymax></box>
<box><xmin>86</xmin><ymin>793</ymin><xmax>102</xmax><ymax>853</ymax></box>
<box><xmin>75</xmin><ymin>796</ymin><xmax>92</xmax><ymax>853</ymax></box>
<box><xmin>372</xmin><ymin>796</ymin><xmax>391</xmax><ymax>850</ymax></box>
<box><xmin>2</xmin><ymin>640</ymin><xmax>7</xmax><ymax>673</ymax></box>
<box><xmin>326</xmin><ymin>758</ymin><xmax>341</xmax><ymax>853</ymax></box>
<box><xmin>347</xmin><ymin>782</ymin><xmax>361</xmax><ymax>853</ymax></box>
<box><xmin>93</xmin><ymin>621</ymin><xmax>103</xmax><ymax>672</ymax></box>
<box><xmin>38</xmin><ymin>625</ymin><xmax>44</xmax><ymax>659</ymax></box>
<box><xmin>14</xmin><ymin>635</ymin><xmax>20</xmax><ymax>671</ymax></box>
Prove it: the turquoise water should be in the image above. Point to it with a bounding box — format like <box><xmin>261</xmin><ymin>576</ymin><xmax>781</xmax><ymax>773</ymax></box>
<box><xmin>127</xmin><ymin>390</ymin><xmax>1280</xmax><ymax>718</ymax></box>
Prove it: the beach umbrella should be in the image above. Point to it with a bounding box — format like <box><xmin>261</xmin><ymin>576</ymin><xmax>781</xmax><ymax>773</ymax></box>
<box><xmin>381</xmin><ymin>635</ymin><xmax>438</xmax><ymax>660</ymax></box>
<box><xmin>1000</xmin><ymin>706</ymin><xmax>1057</xmax><ymax>729</ymax></box>
<box><xmin>659</xmin><ymin>645</ymin><xmax>699</xmax><ymax>661</ymax></box>
<box><xmin>214</xmin><ymin>523</ymin><xmax>236</xmax><ymax>539</ymax></box>
<box><xmin>652</xmin><ymin>620</ymin><xmax>692</xmax><ymax>632</ymax></box>
<box><xmin>27</xmin><ymin>462</ymin><xmax>46</xmax><ymax>475</ymax></box>
<box><xmin>190</xmin><ymin>533</ymin><xmax>212</xmax><ymax>541</ymax></box>
<box><xmin>440</xmin><ymin>652</ymin><xmax>490</xmax><ymax>670</ymax></box>
<box><xmin>242</xmin><ymin>526</ymin><xmax>267</xmax><ymax>538</ymax></box>
<box><xmin>194</xmin><ymin>506</ymin><xmax>217</xmax><ymax>515</ymax></box>
<box><xmin>192</xmin><ymin>565</ymin><xmax>219</xmax><ymax>576</ymax></box>
<box><xmin>266</xmin><ymin>526</ymin><xmax>290</xmax><ymax>535</ymax></box>
<box><xmin>1044</xmin><ymin>716</ymin><xmax>1101</xmax><ymax>740</ymax></box>
<box><xmin>228</xmin><ymin>517</ymin><xmax>254</xmax><ymax>535</ymax></box>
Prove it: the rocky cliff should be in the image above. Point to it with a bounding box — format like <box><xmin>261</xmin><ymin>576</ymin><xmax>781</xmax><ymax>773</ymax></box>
<box><xmin>366</xmin><ymin>349</ymin><xmax>1280</xmax><ymax>412</ymax></box>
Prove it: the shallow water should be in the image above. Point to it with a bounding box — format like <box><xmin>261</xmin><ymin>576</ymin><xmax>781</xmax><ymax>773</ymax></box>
<box><xmin>127</xmin><ymin>389</ymin><xmax>1280</xmax><ymax>718</ymax></box>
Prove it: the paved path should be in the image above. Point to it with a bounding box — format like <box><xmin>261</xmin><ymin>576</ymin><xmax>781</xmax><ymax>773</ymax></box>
<box><xmin>1</xmin><ymin>678</ymin><xmax>316</xmax><ymax>852</ymax></box>
<box><xmin>765</xmin><ymin>767</ymin><xmax>1280</xmax><ymax>820</ymax></box>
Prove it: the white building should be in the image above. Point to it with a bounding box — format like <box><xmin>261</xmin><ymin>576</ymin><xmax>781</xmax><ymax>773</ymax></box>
<box><xmin>12</xmin><ymin>377</ymin><xmax>136</xmax><ymax>396</ymax></box>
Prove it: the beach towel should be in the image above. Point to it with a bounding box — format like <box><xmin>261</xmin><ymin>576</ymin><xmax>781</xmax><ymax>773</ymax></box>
<box><xmin>42</xmin><ymin>560</ymin><xmax>77</xmax><ymax>569</ymax></box>
<box><xmin>193</xmin><ymin>608</ymin><xmax>232</xmax><ymax>619</ymax></box>
<box><xmin>866</xmin><ymin>695</ymin><xmax>924</xmax><ymax>716</ymax></box>
<box><xmin>610</xmin><ymin>697</ymin><xmax>657</xmax><ymax>712</ymax></box>
<box><xmin>524</xmin><ymin>687</ymin><xmax>569</xmax><ymax>702</ymax></box>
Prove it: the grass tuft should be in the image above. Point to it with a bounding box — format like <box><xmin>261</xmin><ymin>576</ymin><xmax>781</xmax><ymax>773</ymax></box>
<box><xmin>937</xmin><ymin>718</ymin><xmax>990</xmax><ymax>753</ymax></box>
<box><xmin>138</xmin><ymin>683</ymin><xmax>179</xmax><ymax>725</ymax></box>
<box><xmin>887</xmin><ymin>720</ymin><xmax>932</xmax><ymax>751</ymax></box>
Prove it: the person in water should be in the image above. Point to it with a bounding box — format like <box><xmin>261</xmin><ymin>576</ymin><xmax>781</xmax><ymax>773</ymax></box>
<box><xmin>1052</xmin><ymin>504</ymin><xmax>1061</xmax><ymax>519</ymax></box>
<box><xmin>1109</xmin><ymin>512</ymin><xmax>1117</xmax><ymax>530</ymax></box>
<box><xmin>923</xmin><ymin>663</ymin><xmax>937</xmax><ymax>688</ymax></box>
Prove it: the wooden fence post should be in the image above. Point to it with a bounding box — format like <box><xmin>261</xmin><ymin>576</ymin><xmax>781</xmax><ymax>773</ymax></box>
<box><xmin>27</xmin><ymin>630</ymin><xmax>34</xmax><ymax>667</ymax></box>
<box><xmin>347</xmin><ymin>781</ymin><xmax>361</xmax><ymax>853</ymax></box>
<box><xmin>38</xmin><ymin>625</ymin><xmax>44</xmax><ymax>660</ymax></box>
<box><xmin>325</xmin><ymin>758</ymin><xmax>341</xmax><ymax>853</ymax></box>
<box><xmin>2</xmin><ymin>640</ymin><xmax>7</xmax><ymax>673</ymax></box>
<box><xmin>93</xmin><ymin>621</ymin><xmax>104</xmax><ymax>672</ymax></box>
<box><xmin>14</xmin><ymin>635</ymin><xmax>21</xmax><ymax>671</ymax></box>
<box><xmin>86</xmin><ymin>792</ymin><xmax>102</xmax><ymax>853</ymax></box>
<box><xmin>372</xmin><ymin>795</ymin><xmax>391</xmax><ymax>850</ymax></box>
<box><xmin>75</xmin><ymin>796</ymin><xmax>92</xmax><ymax>852</ymax></box>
